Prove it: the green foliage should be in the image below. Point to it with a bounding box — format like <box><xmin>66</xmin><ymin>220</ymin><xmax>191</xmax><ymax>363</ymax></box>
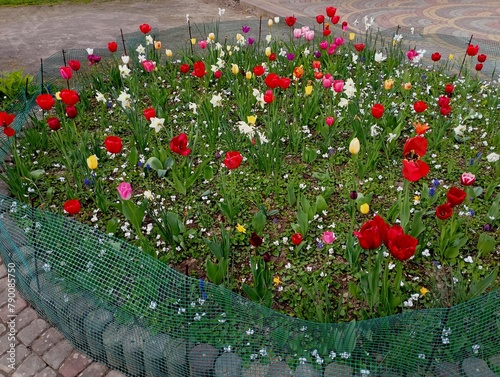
<box><xmin>0</xmin><ymin>70</ymin><xmax>34</xmax><ymax>100</ymax></box>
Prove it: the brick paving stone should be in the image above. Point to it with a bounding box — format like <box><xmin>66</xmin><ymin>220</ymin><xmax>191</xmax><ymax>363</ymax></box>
<box><xmin>0</xmin><ymin>323</ymin><xmax>5</xmax><ymax>335</ymax></box>
<box><xmin>0</xmin><ymin>262</ymin><xmax>6</xmax><ymax>278</ymax></box>
<box><xmin>0</xmin><ymin>333</ymin><xmax>13</xmax><ymax>355</ymax></box>
<box><xmin>105</xmin><ymin>371</ymin><xmax>128</xmax><ymax>377</ymax></box>
<box><xmin>42</xmin><ymin>340</ymin><xmax>74</xmax><ymax>370</ymax></box>
<box><xmin>77</xmin><ymin>362</ymin><xmax>109</xmax><ymax>377</ymax></box>
<box><xmin>34</xmin><ymin>367</ymin><xmax>58</xmax><ymax>377</ymax></box>
<box><xmin>17</xmin><ymin>318</ymin><xmax>49</xmax><ymax>347</ymax></box>
<box><xmin>0</xmin><ymin>277</ymin><xmax>8</xmax><ymax>305</ymax></box>
<box><xmin>12</xmin><ymin>354</ymin><xmax>46</xmax><ymax>377</ymax></box>
<box><xmin>0</xmin><ymin>343</ymin><xmax>30</xmax><ymax>372</ymax></box>
<box><xmin>31</xmin><ymin>328</ymin><xmax>65</xmax><ymax>356</ymax></box>
<box><xmin>0</xmin><ymin>296</ymin><xmax>28</xmax><ymax>322</ymax></box>
<box><xmin>16</xmin><ymin>307</ymin><xmax>40</xmax><ymax>332</ymax></box>
<box><xmin>58</xmin><ymin>351</ymin><xmax>92</xmax><ymax>377</ymax></box>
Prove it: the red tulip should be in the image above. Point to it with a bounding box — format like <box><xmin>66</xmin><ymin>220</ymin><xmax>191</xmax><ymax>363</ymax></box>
<box><xmin>59</xmin><ymin>66</ymin><xmax>72</xmax><ymax>80</ymax></box>
<box><xmin>460</xmin><ymin>172</ymin><xmax>475</xmax><ymax>186</ymax></box>
<box><xmin>477</xmin><ymin>54</ymin><xmax>487</xmax><ymax>63</ymax></box>
<box><xmin>0</xmin><ymin>111</ymin><xmax>15</xmax><ymax>137</ymax></box>
<box><xmin>63</xmin><ymin>199</ymin><xmax>81</xmax><ymax>215</ymax></box>
<box><xmin>104</xmin><ymin>136</ymin><xmax>123</xmax><ymax>154</ymax></box>
<box><xmin>60</xmin><ymin>89</ymin><xmax>79</xmax><ymax>106</ymax></box>
<box><xmin>371</xmin><ymin>103</ymin><xmax>385</xmax><ymax>119</ymax></box>
<box><xmin>440</xmin><ymin>105</ymin><xmax>452</xmax><ymax>116</ymax></box>
<box><xmin>36</xmin><ymin>94</ymin><xmax>55</xmax><ymax>111</ymax></box>
<box><xmin>437</xmin><ymin>96</ymin><xmax>450</xmax><ymax>107</ymax></box>
<box><xmin>402</xmin><ymin>136</ymin><xmax>429</xmax><ymax>182</ymax></box>
<box><xmin>264</xmin><ymin>73</ymin><xmax>280</xmax><ymax>89</ymax></box>
<box><xmin>373</xmin><ymin>214</ymin><xmax>390</xmax><ymax>247</ymax></box>
<box><xmin>445</xmin><ymin>83</ymin><xmax>454</xmax><ymax>93</ymax></box>
<box><xmin>169</xmin><ymin>133</ymin><xmax>191</xmax><ymax>156</ymax></box>
<box><xmin>331</xmin><ymin>15</ymin><xmax>340</xmax><ymax>24</ymax></box>
<box><xmin>143</xmin><ymin>107</ymin><xmax>156</xmax><ymax>121</ymax></box>
<box><xmin>431</xmin><ymin>52</ymin><xmax>441</xmax><ymax>62</ymax></box>
<box><xmin>323</xmin><ymin>28</ymin><xmax>331</xmax><ymax>37</ymax></box>
<box><xmin>268</xmin><ymin>53</ymin><xmax>277</xmax><ymax>61</ymax></box>
<box><xmin>325</xmin><ymin>6</ymin><xmax>337</xmax><ymax>17</ymax></box>
<box><xmin>316</xmin><ymin>15</ymin><xmax>325</xmax><ymax>24</ymax></box>
<box><xmin>285</xmin><ymin>16</ymin><xmax>297</xmax><ymax>27</ymax></box>
<box><xmin>413</xmin><ymin>100</ymin><xmax>428</xmax><ymax>113</ymax></box>
<box><xmin>180</xmin><ymin>63</ymin><xmax>190</xmax><ymax>74</ymax></box>
<box><xmin>263</xmin><ymin>90</ymin><xmax>275</xmax><ymax>103</ymax></box>
<box><xmin>466</xmin><ymin>44</ymin><xmax>479</xmax><ymax>56</ymax></box>
<box><xmin>192</xmin><ymin>61</ymin><xmax>206</xmax><ymax>78</ymax></box>
<box><xmin>436</xmin><ymin>203</ymin><xmax>453</xmax><ymax>220</ymax></box>
<box><xmin>68</xmin><ymin>60</ymin><xmax>81</xmax><ymax>71</ymax></box>
<box><xmin>312</xmin><ymin>60</ymin><xmax>321</xmax><ymax>70</ymax></box>
<box><xmin>447</xmin><ymin>187</ymin><xmax>466</xmax><ymax>207</ymax></box>
<box><xmin>214</xmin><ymin>70</ymin><xmax>222</xmax><ymax>79</ymax></box>
<box><xmin>387</xmin><ymin>226</ymin><xmax>418</xmax><ymax>261</ymax></box>
<box><xmin>475</xmin><ymin>63</ymin><xmax>483</xmax><ymax>71</ymax></box>
<box><xmin>249</xmin><ymin>232</ymin><xmax>263</xmax><ymax>247</ymax></box>
<box><xmin>142</xmin><ymin>60</ymin><xmax>156</xmax><ymax>72</ymax></box>
<box><xmin>279</xmin><ymin>77</ymin><xmax>291</xmax><ymax>89</ymax></box>
<box><xmin>291</xmin><ymin>233</ymin><xmax>303</xmax><ymax>245</ymax></box>
<box><xmin>223</xmin><ymin>151</ymin><xmax>243</xmax><ymax>169</ymax></box>
<box><xmin>253</xmin><ymin>65</ymin><xmax>265</xmax><ymax>76</ymax></box>
<box><xmin>65</xmin><ymin>106</ymin><xmax>77</xmax><ymax>118</ymax></box>
<box><xmin>139</xmin><ymin>23</ymin><xmax>152</xmax><ymax>34</ymax></box>
<box><xmin>354</xmin><ymin>43</ymin><xmax>365</xmax><ymax>52</ymax></box>
<box><xmin>108</xmin><ymin>41</ymin><xmax>118</xmax><ymax>53</ymax></box>
<box><xmin>47</xmin><ymin>117</ymin><xmax>61</xmax><ymax>131</ymax></box>
<box><xmin>354</xmin><ymin>218</ymin><xmax>382</xmax><ymax>250</ymax></box>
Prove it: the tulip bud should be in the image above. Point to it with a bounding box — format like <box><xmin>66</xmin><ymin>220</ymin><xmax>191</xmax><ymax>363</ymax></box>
<box><xmin>349</xmin><ymin>137</ymin><xmax>360</xmax><ymax>155</ymax></box>
<box><xmin>268</xmin><ymin>19</ymin><xmax>274</xmax><ymax>27</ymax></box>
<box><xmin>350</xmin><ymin>190</ymin><xmax>358</xmax><ymax>200</ymax></box>
<box><xmin>165</xmin><ymin>49</ymin><xmax>173</xmax><ymax>58</ymax></box>
<box><xmin>262</xmin><ymin>252</ymin><xmax>271</xmax><ymax>263</ymax></box>
<box><xmin>359</xmin><ymin>203</ymin><xmax>370</xmax><ymax>214</ymax></box>
<box><xmin>87</xmin><ymin>155</ymin><xmax>98</xmax><ymax>170</ymax></box>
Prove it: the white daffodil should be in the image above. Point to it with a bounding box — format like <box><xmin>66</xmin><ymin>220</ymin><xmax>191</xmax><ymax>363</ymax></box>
<box><xmin>136</xmin><ymin>44</ymin><xmax>145</xmax><ymax>54</ymax></box>
<box><xmin>95</xmin><ymin>91</ymin><xmax>106</xmax><ymax>103</ymax></box>
<box><xmin>117</xmin><ymin>90</ymin><xmax>131</xmax><ymax>108</ymax></box>
<box><xmin>119</xmin><ymin>64</ymin><xmax>131</xmax><ymax>78</ymax></box>
<box><xmin>149</xmin><ymin>117</ymin><xmax>165</xmax><ymax>133</ymax></box>
<box><xmin>210</xmin><ymin>93</ymin><xmax>222</xmax><ymax>107</ymax></box>
<box><xmin>145</xmin><ymin>35</ymin><xmax>153</xmax><ymax>45</ymax></box>
<box><xmin>236</xmin><ymin>121</ymin><xmax>255</xmax><ymax>138</ymax></box>
<box><xmin>188</xmin><ymin>102</ymin><xmax>198</xmax><ymax>114</ymax></box>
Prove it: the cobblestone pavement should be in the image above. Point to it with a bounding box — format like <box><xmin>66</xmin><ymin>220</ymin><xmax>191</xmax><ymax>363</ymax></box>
<box><xmin>1</xmin><ymin>0</ymin><xmax>499</xmax><ymax>376</ymax></box>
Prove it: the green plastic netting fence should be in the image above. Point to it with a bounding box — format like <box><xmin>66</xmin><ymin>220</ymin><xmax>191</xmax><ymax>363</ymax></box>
<box><xmin>1</xmin><ymin>20</ymin><xmax>500</xmax><ymax>377</ymax></box>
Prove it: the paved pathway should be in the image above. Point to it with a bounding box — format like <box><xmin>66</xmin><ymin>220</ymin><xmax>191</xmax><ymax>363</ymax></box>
<box><xmin>1</xmin><ymin>0</ymin><xmax>499</xmax><ymax>376</ymax></box>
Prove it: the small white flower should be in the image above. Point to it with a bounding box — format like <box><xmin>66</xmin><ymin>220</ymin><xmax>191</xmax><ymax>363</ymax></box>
<box><xmin>486</xmin><ymin>152</ymin><xmax>499</xmax><ymax>162</ymax></box>
<box><xmin>210</xmin><ymin>93</ymin><xmax>223</xmax><ymax>107</ymax></box>
<box><xmin>472</xmin><ymin>344</ymin><xmax>480</xmax><ymax>354</ymax></box>
<box><xmin>218</xmin><ymin>7</ymin><xmax>225</xmax><ymax>16</ymax></box>
<box><xmin>299</xmin><ymin>357</ymin><xmax>307</xmax><ymax>364</ymax></box>
<box><xmin>188</xmin><ymin>102</ymin><xmax>198</xmax><ymax>114</ymax></box>
<box><xmin>95</xmin><ymin>91</ymin><xmax>107</xmax><ymax>103</ymax></box>
<box><xmin>464</xmin><ymin>256</ymin><xmax>474</xmax><ymax>263</ymax></box>
<box><xmin>418</xmin><ymin>354</ymin><xmax>426</xmax><ymax>359</ymax></box>
<box><xmin>329</xmin><ymin>351</ymin><xmax>336</xmax><ymax>359</ymax></box>
<box><xmin>375</xmin><ymin>52</ymin><xmax>387</xmax><ymax>62</ymax></box>
<box><xmin>246</xmin><ymin>328</ymin><xmax>254</xmax><ymax>335</ymax></box>
<box><xmin>149</xmin><ymin>301</ymin><xmax>157</xmax><ymax>309</ymax></box>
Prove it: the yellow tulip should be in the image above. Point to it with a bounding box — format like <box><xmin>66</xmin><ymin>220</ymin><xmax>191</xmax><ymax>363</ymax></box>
<box><xmin>245</xmin><ymin>71</ymin><xmax>252</xmax><ymax>80</ymax></box>
<box><xmin>87</xmin><ymin>155</ymin><xmax>98</xmax><ymax>170</ymax></box>
<box><xmin>154</xmin><ymin>41</ymin><xmax>162</xmax><ymax>50</ymax></box>
<box><xmin>384</xmin><ymin>78</ymin><xmax>394</xmax><ymax>90</ymax></box>
<box><xmin>305</xmin><ymin>85</ymin><xmax>313</xmax><ymax>96</ymax></box>
<box><xmin>349</xmin><ymin>137</ymin><xmax>360</xmax><ymax>155</ymax></box>
<box><xmin>165</xmin><ymin>49</ymin><xmax>173</xmax><ymax>58</ymax></box>
<box><xmin>268</xmin><ymin>19</ymin><xmax>273</xmax><ymax>27</ymax></box>
<box><xmin>359</xmin><ymin>203</ymin><xmax>370</xmax><ymax>214</ymax></box>
<box><xmin>55</xmin><ymin>91</ymin><xmax>61</xmax><ymax>100</ymax></box>
<box><xmin>247</xmin><ymin>115</ymin><xmax>257</xmax><ymax>125</ymax></box>
<box><xmin>190</xmin><ymin>38</ymin><xmax>196</xmax><ymax>45</ymax></box>
<box><xmin>231</xmin><ymin>64</ymin><xmax>239</xmax><ymax>75</ymax></box>
<box><xmin>349</xmin><ymin>32</ymin><xmax>356</xmax><ymax>41</ymax></box>
<box><xmin>265</xmin><ymin>47</ymin><xmax>272</xmax><ymax>57</ymax></box>
<box><xmin>402</xmin><ymin>82</ymin><xmax>412</xmax><ymax>90</ymax></box>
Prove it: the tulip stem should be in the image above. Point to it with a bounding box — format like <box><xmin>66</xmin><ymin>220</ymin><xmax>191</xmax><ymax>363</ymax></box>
<box><xmin>188</xmin><ymin>20</ymin><xmax>194</xmax><ymax>56</ymax></box>
<box><xmin>459</xmin><ymin>34</ymin><xmax>474</xmax><ymax>77</ymax></box>
<box><xmin>258</xmin><ymin>16</ymin><xmax>262</xmax><ymax>46</ymax></box>
<box><xmin>40</xmin><ymin>59</ymin><xmax>44</xmax><ymax>94</ymax></box>
<box><xmin>62</xmin><ymin>49</ymin><xmax>70</xmax><ymax>89</ymax></box>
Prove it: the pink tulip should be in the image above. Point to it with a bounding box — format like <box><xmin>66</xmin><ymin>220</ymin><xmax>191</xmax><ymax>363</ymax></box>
<box><xmin>142</xmin><ymin>60</ymin><xmax>156</xmax><ymax>72</ymax></box>
<box><xmin>327</xmin><ymin>44</ymin><xmax>337</xmax><ymax>55</ymax></box>
<box><xmin>333</xmin><ymin>80</ymin><xmax>344</xmax><ymax>93</ymax></box>
<box><xmin>322</xmin><ymin>231</ymin><xmax>336</xmax><ymax>244</ymax></box>
<box><xmin>322</xmin><ymin>77</ymin><xmax>333</xmax><ymax>88</ymax></box>
<box><xmin>59</xmin><ymin>66</ymin><xmax>72</xmax><ymax>80</ymax></box>
<box><xmin>334</xmin><ymin>37</ymin><xmax>344</xmax><ymax>46</ymax></box>
<box><xmin>117</xmin><ymin>182</ymin><xmax>133</xmax><ymax>200</ymax></box>
<box><xmin>198</xmin><ymin>40</ymin><xmax>208</xmax><ymax>49</ymax></box>
<box><xmin>293</xmin><ymin>28</ymin><xmax>302</xmax><ymax>39</ymax></box>
<box><xmin>304</xmin><ymin>30</ymin><xmax>315</xmax><ymax>41</ymax></box>
<box><xmin>319</xmin><ymin>40</ymin><xmax>329</xmax><ymax>50</ymax></box>
<box><xmin>325</xmin><ymin>116</ymin><xmax>335</xmax><ymax>126</ymax></box>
